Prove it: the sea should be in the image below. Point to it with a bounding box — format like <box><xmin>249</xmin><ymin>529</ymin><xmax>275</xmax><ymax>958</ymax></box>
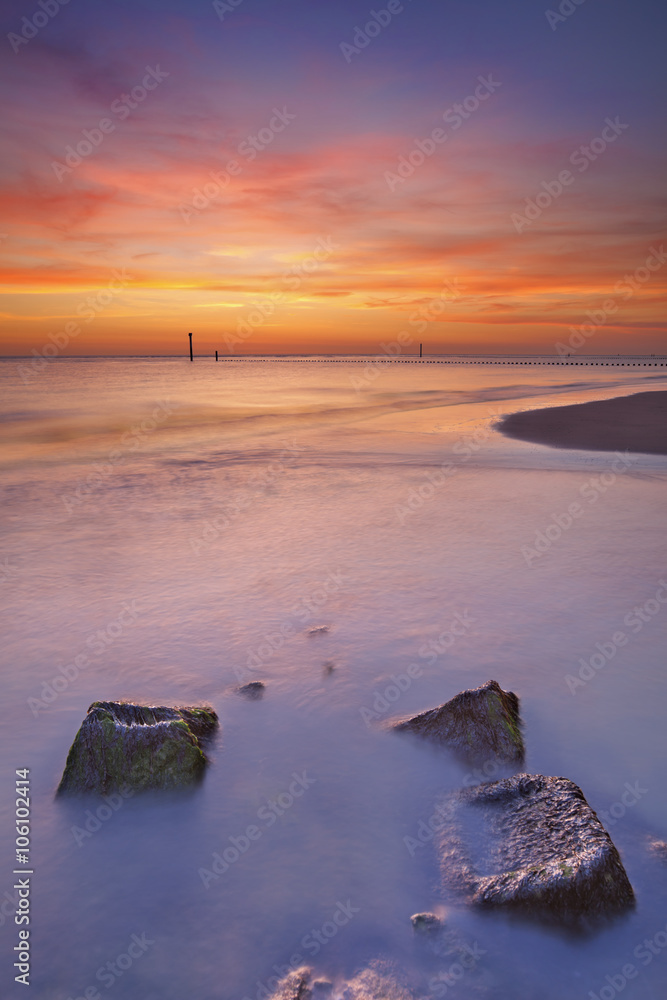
<box><xmin>1</xmin><ymin>355</ymin><xmax>666</xmax><ymax>1000</ymax></box>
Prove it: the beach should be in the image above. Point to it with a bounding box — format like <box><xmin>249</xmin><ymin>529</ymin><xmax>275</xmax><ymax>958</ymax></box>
<box><xmin>498</xmin><ymin>390</ymin><xmax>667</xmax><ymax>456</ymax></box>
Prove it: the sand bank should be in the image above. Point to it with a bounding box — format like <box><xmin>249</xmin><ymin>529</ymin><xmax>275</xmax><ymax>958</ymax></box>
<box><xmin>498</xmin><ymin>391</ymin><xmax>667</xmax><ymax>456</ymax></box>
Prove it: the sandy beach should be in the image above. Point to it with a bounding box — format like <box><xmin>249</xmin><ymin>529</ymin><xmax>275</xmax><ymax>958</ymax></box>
<box><xmin>498</xmin><ymin>390</ymin><xmax>667</xmax><ymax>456</ymax></box>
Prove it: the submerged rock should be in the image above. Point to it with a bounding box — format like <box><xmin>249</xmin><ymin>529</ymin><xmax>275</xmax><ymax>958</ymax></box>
<box><xmin>648</xmin><ymin>839</ymin><xmax>667</xmax><ymax>862</ymax></box>
<box><xmin>410</xmin><ymin>912</ymin><xmax>443</xmax><ymax>936</ymax></box>
<box><xmin>438</xmin><ymin>773</ymin><xmax>634</xmax><ymax>926</ymax></box>
<box><xmin>392</xmin><ymin>679</ymin><xmax>524</xmax><ymax>765</ymax></box>
<box><xmin>339</xmin><ymin>964</ymin><xmax>415</xmax><ymax>1000</ymax></box>
<box><xmin>57</xmin><ymin>701</ymin><xmax>219</xmax><ymax>796</ymax></box>
<box><xmin>267</xmin><ymin>967</ymin><xmax>312</xmax><ymax>1000</ymax></box>
<box><xmin>237</xmin><ymin>681</ymin><xmax>265</xmax><ymax>700</ymax></box>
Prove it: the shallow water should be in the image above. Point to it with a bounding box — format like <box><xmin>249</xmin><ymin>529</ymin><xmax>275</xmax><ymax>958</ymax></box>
<box><xmin>1</xmin><ymin>356</ymin><xmax>666</xmax><ymax>999</ymax></box>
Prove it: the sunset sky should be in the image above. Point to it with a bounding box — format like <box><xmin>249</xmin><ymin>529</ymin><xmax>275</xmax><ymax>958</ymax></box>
<box><xmin>1</xmin><ymin>0</ymin><xmax>666</xmax><ymax>357</ymax></box>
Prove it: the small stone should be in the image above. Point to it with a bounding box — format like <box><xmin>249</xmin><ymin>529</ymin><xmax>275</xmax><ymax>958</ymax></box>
<box><xmin>410</xmin><ymin>912</ymin><xmax>442</xmax><ymax>935</ymax></box>
<box><xmin>648</xmin><ymin>839</ymin><xmax>667</xmax><ymax>862</ymax></box>
<box><xmin>237</xmin><ymin>681</ymin><xmax>265</xmax><ymax>700</ymax></box>
<box><xmin>308</xmin><ymin>626</ymin><xmax>330</xmax><ymax>635</ymax></box>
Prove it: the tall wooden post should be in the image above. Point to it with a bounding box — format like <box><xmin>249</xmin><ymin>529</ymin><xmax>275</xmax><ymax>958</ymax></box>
<box><xmin>215</xmin><ymin>350</ymin><xmax>218</xmax><ymax>361</ymax></box>
<box><xmin>188</xmin><ymin>332</ymin><xmax>193</xmax><ymax>361</ymax></box>
<box><xmin>419</xmin><ymin>343</ymin><xmax>423</xmax><ymax>358</ymax></box>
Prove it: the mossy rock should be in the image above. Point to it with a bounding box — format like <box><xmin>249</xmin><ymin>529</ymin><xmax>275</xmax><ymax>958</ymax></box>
<box><xmin>392</xmin><ymin>679</ymin><xmax>524</xmax><ymax>766</ymax></box>
<box><xmin>57</xmin><ymin>701</ymin><xmax>219</xmax><ymax>796</ymax></box>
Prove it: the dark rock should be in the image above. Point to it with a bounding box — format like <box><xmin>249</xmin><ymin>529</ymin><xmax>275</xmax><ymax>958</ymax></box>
<box><xmin>438</xmin><ymin>773</ymin><xmax>634</xmax><ymax>926</ymax></box>
<box><xmin>392</xmin><ymin>679</ymin><xmax>524</xmax><ymax>765</ymax></box>
<box><xmin>308</xmin><ymin>626</ymin><xmax>330</xmax><ymax>635</ymax></box>
<box><xmin>237</xmin><ymin>681</ymin><xmax>265</xmax><ymax>700</ymax></box>
<box><xmin>267</xmin><ymin>967</ymin><xmax>312</xmax><ymax>1000</ymax></box>
<box><xmin>410</xmin><ymin>912</ymin><xmax>442</xmax><ymax>936</ymax></box>
<box><xmin>57</xmin><ymin>701</ymin><xmax>219</xmax><ymax>796</ymax></box>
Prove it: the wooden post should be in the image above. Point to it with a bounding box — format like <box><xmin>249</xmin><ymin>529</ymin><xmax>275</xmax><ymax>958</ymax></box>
<box><xmin>215</xmin><ymin>350</ymin><xmax>218</xmax><ymax>361</ymax></box>
<box><xmin>188</xmin><ymin>332</ymin><xmax>193</xmax><ymax>362</ymax></box>
<box><xmin>419</xmin><ymin>343</ymin><xmax>423</xmax><ymax>358</ymax></box>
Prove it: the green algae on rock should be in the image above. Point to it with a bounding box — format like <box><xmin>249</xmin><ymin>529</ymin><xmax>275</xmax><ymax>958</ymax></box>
<box><xmin>57</xmin><ymin>701</ymin><xmax>219</xmax><ymax>796</ymax></box>
<box><xmin>438</xmin><ymin>773</ymin><xmax>635</xmax><ymax>927</ymax></box>
<box><xmin>392</xmin><ymin>679</ymin><xmax>524</xmax><ymax>766</ymax></box>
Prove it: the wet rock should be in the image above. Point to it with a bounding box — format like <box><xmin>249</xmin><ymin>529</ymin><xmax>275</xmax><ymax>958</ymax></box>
<box><xmin>267</xmin><ymin>967</ymin><xmax>312</xmax><ymax>1000</ymax></box>
<box><xmin>392</xmin><ymin>679</ymin><xmax>524</xmax><ymax>766</ymax></box>
<box><xmin>308</xmin><ymin>626</ymin><xmax>330</xmax><ymax>635</ymax></box>
<box><xmin>410</xmin><ymin>912</ymin><xmax>443</xmax><ymax>936</ymax></box>
<box><xmin>237</xmin><ymin>681</ymin><xmax>265</xmax><ymax>700</ymax></box>
<box><xmin>57</xmin><ymin>701</ymin><xmax>219</xmax><ymax>796</ymax></box>
<box><xmin>438</xmin><ymin>773</ymin><xmax>634</xmax><ymax>926</ymax></box>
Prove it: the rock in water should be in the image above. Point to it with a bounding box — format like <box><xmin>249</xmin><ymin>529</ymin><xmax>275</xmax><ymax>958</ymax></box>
<box><xmin>438</xmin><ymin>773</ymin><xmax>634</xmax><ymax>926</ymax></box>
<box><xmin>392</xmin><ymin>679</ymin><xmax>524</xmax><ymax>765</ymax></box>
<box><xmin>57</xmin><ymin>701</ymin><xmax>219</xmax><ymax>796</ymax></box>
<box><xmin>237</xmin><ymin>681</ymin><xmax>265</xmax><ymax>700</ymax></box>
<box><xmin>267</xmin><ymin>967</ymin><xmax>312</xmax><ymax>999</ymax></box>
<box><xmin>410</xmin><ymin>912</ymin><xmax>443</xmax><ymax>936</ymax></box>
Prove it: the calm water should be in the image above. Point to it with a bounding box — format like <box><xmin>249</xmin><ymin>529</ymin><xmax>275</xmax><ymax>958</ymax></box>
<box><xmin>1</xmin><ymin>357</ymin><xmax>666</xmax><ymax>1000</ymax></box>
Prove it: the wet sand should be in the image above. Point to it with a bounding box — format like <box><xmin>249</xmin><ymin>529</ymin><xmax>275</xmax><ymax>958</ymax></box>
<box><xmin>498</xmin><ymin>390</ymin><xmax>667</xmax><ymax>456</ymax></box>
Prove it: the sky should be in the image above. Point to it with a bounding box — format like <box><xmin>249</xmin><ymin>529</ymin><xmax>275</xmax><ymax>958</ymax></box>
<box><xmin>0</xmin><ymin>0</ymin><xmax>666</xmax><ymax>357</ymax></box>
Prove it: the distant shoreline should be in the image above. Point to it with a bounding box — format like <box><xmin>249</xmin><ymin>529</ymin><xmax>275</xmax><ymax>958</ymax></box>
<box><xmin>498</xmin><ymin>391</ymin><xmax>667</xmax><ymax>457</ymax></box>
